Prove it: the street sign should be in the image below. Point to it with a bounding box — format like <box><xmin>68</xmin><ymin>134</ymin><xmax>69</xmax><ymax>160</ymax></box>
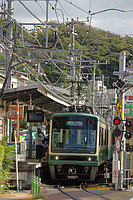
<box><xmin>8</xmin><ymin>105</ymin><xmax>24</xmax><ymax>120</ymax></box>
<box><xmin>115</xmin><ymin>79</ymin><xmax>125</xmax><ymax>90</ymax></box>
<box><xmin>112</xmin><ymin>152</ymin><xmax>118</xmax><ymax>184</ymax></box>
<box><xmin>115</xmin><ymin>138</ymin><xmax>120</xmax><ymax>151</ymax></box>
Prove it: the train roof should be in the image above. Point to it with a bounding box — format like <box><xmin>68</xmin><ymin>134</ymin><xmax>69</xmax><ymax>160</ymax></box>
<box><xmin>51</xmin><ymin>112</ymin><xmax>104</xmax><ymax>121</ymax></box>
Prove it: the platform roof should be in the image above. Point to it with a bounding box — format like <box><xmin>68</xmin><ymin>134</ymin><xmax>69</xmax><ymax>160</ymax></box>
<box><xmin>1</xmin><ymin>83</ymin><xmax>72</xmax><ymax>118</ymax></box>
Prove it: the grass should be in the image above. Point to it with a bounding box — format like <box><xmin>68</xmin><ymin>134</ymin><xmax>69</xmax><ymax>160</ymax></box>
<box><xmin>32</xmin><ymin>193</ymin><xmax>47</xmax><ymax>200</ymax></box>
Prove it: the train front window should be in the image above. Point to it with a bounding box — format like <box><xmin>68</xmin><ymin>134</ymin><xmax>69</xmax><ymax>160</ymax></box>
<box><xmin>51</xmin><ymin>115</ymin><xmax>97</xmax><ymax>153</ymax></box>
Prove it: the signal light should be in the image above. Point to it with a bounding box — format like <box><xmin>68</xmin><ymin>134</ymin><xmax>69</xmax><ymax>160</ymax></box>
<box><xmin>113</xmin><ymin>127</ymin><xmax>121</xmax><ymax>137</ymax></box>
<box><xmin>113</xmin><ymin>117</ymin><xmax>121</xmax><ymax>125</ymax></box>
<box><xmin>125</xmin><ymin>120</ymin><xmax>132</xmax><ymax>127</ymax></box>
<box><xmin>115</xmin><ymin>79</ymin><xmax>125</xmax><ymax>90</ymax></box>
<box><xmin>125</xmin><ymin>131</ymin><xmax>132</xmax><ymax>140</ymax></box>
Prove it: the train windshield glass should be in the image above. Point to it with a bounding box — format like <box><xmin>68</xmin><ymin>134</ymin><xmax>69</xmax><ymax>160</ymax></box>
<box><xmin>51</xmin><ymin>115</ymin><xmax>97</xmax><ymax>153</ymax></box>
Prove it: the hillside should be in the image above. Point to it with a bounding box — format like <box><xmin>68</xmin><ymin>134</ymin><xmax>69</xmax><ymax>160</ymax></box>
<box><xmin>1</xmin><ymin>21</ymin><xmax>133</xmax><ymax>88</ymax></box>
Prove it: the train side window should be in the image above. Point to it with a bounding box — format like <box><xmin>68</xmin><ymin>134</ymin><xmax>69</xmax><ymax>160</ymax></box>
<box><xmin>107</xmin><ymin>129</ymin><xmax>108</xmax><ymax>146</ymax></box>
<box><xmin>99</xmin><ymin>127</ymin><xmax>101</xmax><ymax>146</ymax></box>
<box><xmin>101</xmin><ymin>128</ymin><xmax>103</xmax><ymax>146</ymax></box>
<box><xmin>104</xmin><ymin>129</ymin><xmax>107</xmax><ymax>145</ymax></box>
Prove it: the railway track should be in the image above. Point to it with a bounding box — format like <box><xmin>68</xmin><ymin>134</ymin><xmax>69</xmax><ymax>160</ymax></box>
<box><xmin>57</xmin><ymin>183</ymin><xmax>111</xmax><ymax>200</ymax></box>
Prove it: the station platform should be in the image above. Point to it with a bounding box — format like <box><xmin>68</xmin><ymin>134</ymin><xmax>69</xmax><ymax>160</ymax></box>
<box><xmin>0</xmin><ymin>191</ymin><xmax>32</xmax><ymax>200</ymax></box>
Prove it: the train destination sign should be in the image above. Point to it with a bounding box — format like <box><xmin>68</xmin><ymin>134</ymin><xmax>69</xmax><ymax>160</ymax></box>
<box><xmin>66</xmin><ymin>121</ymin><xmax>83</xmax><ymax>126</ymax></box>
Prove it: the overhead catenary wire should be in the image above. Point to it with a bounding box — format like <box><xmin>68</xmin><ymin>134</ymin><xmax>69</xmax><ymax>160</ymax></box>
<box><xmin>0</xmin><ymin>25</ymin><xmax>74</xmax><ymax>82</ymax></box>
<box><xmin>1</xmin><ymin>4</ymin><xmax>66</xmax><ymax>51</ymax></box>
<box><xmin>0</xmin><ymin>4</ymin><xmax>42</xmax><ymax>47</ymax></box>
<box><xmin>64</xmin><ymin>0</ymin><xmax>133</xmax><ymax>16</ymax></box>
<box><xmin>91</xmin><ymin>8</ymin><xmax>133</xmax><ymax>16</ymax></box>
<box><xmin>17</xmin><ymin>0</ymin><xmax>46</xmax><ymax>25</ymax></box>
<box><xmin>4</xmin><ymin>0</ymin><xmax>69</xmax><ymax>50</ymax></box>
<box><xmin>58</xmin><ymin>1</ymin><xmax>71</xmax><ymax>18</ymax></box>
<box><xmin>0</xmin><ymin>0</ymin><xmax>98</xmax><ymax>90</ymax></box>
<box><xmin>1</xmin><ymin>42</ymin><xmax>70</xmax><ymax>99</ymax></box>
<box><xmin>0</xmin><ymin>25</ymin><xmax>71</xmax><ymax>89</ymax></box>
<box><xmin>36</xmin><ymin>0</ymin><xmax>53</xmax><ymax>22</ymax></box>
<box><xmin>64</xmin><ymin>0</ymin><xmax>90</xmax><ymax>15</ymax></box>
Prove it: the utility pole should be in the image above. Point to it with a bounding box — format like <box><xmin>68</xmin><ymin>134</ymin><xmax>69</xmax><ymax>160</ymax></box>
<box><xmin>70</xmin><ymin>18</ymin><xmax>75</xmax><ymax>100</ymax></box>
<box><xmin>5</xmin><ymin>0</ymin><xmax>14</xmax><ymax>89</ymax></box>
<box><xmin>112</xmin><ymin>51</ymin><xmax>127</xmax><ymax>190</ymax></box>
<box><xmin>45</xmin><ymin>0</ymin><xmax>58</xmax><ymax>47</ymax></box>
<box><xmin>45</xmin><ymin>0</ymin><xmax>49</xmax><ymax>47</ymax></box>
<box><xmin>92</xmin><ymin>64</ymin><xmax>96</xmax><ymax>108</ymax></box>
<box><xmin>71</xmin><ymin>18</ymin><xmax>75</xmax><ymax>80</ymax></box>
<box><xmin>119</xmin><ymin>52</ymin><xmax>126</xmax><ymax>189</ymax></box>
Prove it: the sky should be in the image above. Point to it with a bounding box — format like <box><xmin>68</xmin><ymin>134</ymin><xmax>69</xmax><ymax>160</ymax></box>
<box><xmin>2</xmin><ymin>0</ymin><xmax>133</xmax><ymax>36</ymax></box>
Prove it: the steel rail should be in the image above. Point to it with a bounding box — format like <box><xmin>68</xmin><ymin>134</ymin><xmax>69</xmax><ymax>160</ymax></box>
<box><xmin>57</xmin><ymin>184</ymin><xmax>81</xmax><ymax>200</ymax></box>
<box><xmin>80</xmin><ymin>183</ymin><xmax>111</xmax><ymax>200</ymax></box>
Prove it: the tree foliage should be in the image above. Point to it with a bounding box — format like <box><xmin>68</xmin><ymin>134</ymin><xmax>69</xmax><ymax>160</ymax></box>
<box><xmin>2</xmin><ymin>20</ymin><xmax>133</xmax><ymax>88</ymax></box>
<box><xmin>0</xmin><ymin>141</ymin><xmax>14</xmax><ymax>193</ymax></box>
<box><xmin>28</xmin><ymin>21</ymin><xmax>133</xmax><ymax>88</ymax></box>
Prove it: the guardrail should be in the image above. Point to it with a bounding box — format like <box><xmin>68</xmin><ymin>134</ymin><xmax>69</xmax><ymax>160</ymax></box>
<box><xmin>31</xmin><ymin>174</ymin><xmax>41</xmax><ymax>196</ymax></box>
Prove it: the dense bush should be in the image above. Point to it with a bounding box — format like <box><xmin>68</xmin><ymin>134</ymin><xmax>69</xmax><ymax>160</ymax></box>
<box><xmin>0</xmin><ymin>142</ymin><xmax>14</xmax><ymax>193</ymax></box>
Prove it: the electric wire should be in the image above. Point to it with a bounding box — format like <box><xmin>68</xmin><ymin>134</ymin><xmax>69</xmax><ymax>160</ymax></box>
<box><xmin>0</xmin><ymin>29</ymin><xmax>72</xmax><ymax>82</ymax></box>
<box><xmin>0</xmin><ymin>5</ymin><xmax>42</xmax><ymax>47</ymax></box>
<box><xmin>1</xmin><ymin>1</ymin><xmax>97</xmax><ymax>90</ymax></box>
<box><xmin>91</xmin><ymin>8</ymin><xmax>133</xmax><ymax>16</ymax></box>
<box><xmin>1</xmin><ymin>42</ymin><xmax>68</xmax><ymax>98</ymax></box>
<box><xmin>44</xmin><ymin>50</ymin><xmax>71</xmax><ymax>78</ymax></box>
<box><xmin>64</xmin><ymin>0</ymin><xmax>90</xmax><ymax>15</ymax></box>
<box><xmin>17</xmin><ymin>0</ymin><xmax>46</xmax><ymax>25</ymax></box>
<box><xmin>0</xmin><ymin>27</ymin><xmax>71</xmax><ymax>91</ymax></box>
<box><xmin>88</xmin><ymin>0</ymin><xmax>91</xmax><ymax>13</ymax></box>
<box><xmin>64</xmin><ymin>0</ymin><xmax>133</xmax><ymax>16</ymax></box>
<box><xmin>36</xmin><ymin>0</ymin><xmax>53</xmax><ymax>22</ymax></box>
<box><xmin>56</xmin><ymin>32</ymin><xmax>68</xmax><ymax>58</ymax></box>
<box><xmin>88</xmin><ymin>37</ymin><xmax>111</xmax><ymax>45</ymax></box>
<box><xmin>1</xmin><ymin>4</ymin><xmax>57</xmax><ymax>50</ymax></box>
<box><xmin>7</xmin><ymin>0</ymin><xmax>69</xmax><ymax>50</ymax></box>
<box><xmin>58</xmin><ymin>1</ymin><xmax>71</xmax><ymax>18</ymax></box>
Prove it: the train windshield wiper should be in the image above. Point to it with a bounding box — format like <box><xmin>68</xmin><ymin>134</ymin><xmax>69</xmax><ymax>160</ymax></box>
<box><xmin>67</xmin><ymin>147</ymin><xmax>85</xmax><ymax>153</ymax></box>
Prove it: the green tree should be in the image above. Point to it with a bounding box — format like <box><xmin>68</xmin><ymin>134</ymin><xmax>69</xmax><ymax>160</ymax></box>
<box><xmin>0</xmin><ymin>142</ymin><xmax>14</xmax><ymax>193</ymax></box>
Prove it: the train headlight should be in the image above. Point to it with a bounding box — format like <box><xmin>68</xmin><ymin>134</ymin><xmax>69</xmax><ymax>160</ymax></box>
<box><xmin>88</xmin><ymin>157</ymin><xmax>91</xmax><ymax>161</ymax></box>
<box><xmin>57</xmin><ymin>165</ymin><xmax>62</xmax><ymax>173</ymax></box>
<box><xmin>55</xmin><ymin>156</ymin><xmax>59</xmax><ymax>160</ymax></box>
<box><xmin>84</xmin><ymin>166</ymin><xmax>89</xmax><ymax>173</ymax></box>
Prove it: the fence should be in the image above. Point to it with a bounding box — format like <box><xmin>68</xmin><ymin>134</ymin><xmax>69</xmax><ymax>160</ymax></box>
<box><xmin>31</xmin><ymin>174</ymin><xmax>41</xmax><ymax>196</ymax></box>
<box><xmin>121</xmin><ymin>169</ymin><xmax>133</xmax><ymax>189</ymax></box>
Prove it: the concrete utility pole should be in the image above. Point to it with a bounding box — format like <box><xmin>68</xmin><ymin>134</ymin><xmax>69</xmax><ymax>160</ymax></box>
<box><xmin>70</xmin><ymin>18</ymin><xmax>75</xmax><ymax>99</ymax></box>
<box><xmin>119</xmin><ymin>52</ymin><xmax>126</xmax><ymax>80</ymax></box>
<box><xmin>71</xmin><ymin>18</ymin><xmax>75</xmax><ymax>80</ymax></box>
<box><xmin>92</xmin><ymin>64</ymin><xmax>96</xmax><ymax>108</ymax></box>
<box><xmin>5</xmin><ymin>0</ymin><xmax>14</xmax><ymax>89</ymax></box>
<box><xmin>45</xmin><ymin>0</ymin><xmax>49</xmax><ymax>47</ymax></box>
<box><xmin>119</xmin><ymin>52</ymin><xmax>126</xmax><ymax>189</ymax></box>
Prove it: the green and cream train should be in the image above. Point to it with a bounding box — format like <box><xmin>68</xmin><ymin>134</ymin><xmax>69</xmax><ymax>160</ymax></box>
<box><xmin>48</xmin><ymin>106</ymin><xmax>115</xmax><ymax>180</ymax></box>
